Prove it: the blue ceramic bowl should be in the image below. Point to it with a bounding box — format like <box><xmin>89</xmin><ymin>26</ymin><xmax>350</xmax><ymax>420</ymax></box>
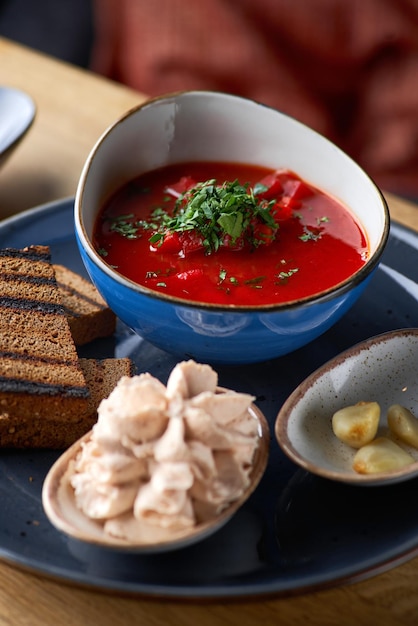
<box><xmin>74</xmin><ymin>91</ymin><xmax>390</xmax><ymax>365</ymax></box>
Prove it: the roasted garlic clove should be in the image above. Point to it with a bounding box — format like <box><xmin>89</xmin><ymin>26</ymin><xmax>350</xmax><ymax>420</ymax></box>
<box><xmin>387</xmin><ymin>404</ymin><xmax>418</xmax><ymax>449</ymax></box>
<box><xmin>332</xmin><ymin>401</ymin><xmax>380</xmax><ymax>449</ymax></box>
<box><xmin>353</xmin><ymin>436</ymin><xmax>415</xmax><ymax>474</ymax></box>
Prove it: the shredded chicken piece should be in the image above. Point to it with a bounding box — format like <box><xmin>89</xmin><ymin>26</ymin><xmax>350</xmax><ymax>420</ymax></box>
<box><xmin>70</xmin><ymin>360</ymin><xmax>258</xmax><ymax>542</ymax></box>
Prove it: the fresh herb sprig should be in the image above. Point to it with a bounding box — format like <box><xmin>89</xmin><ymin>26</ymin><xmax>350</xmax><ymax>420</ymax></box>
<box><xmin>149</xmin><ymin>179</ymin><xmax>278</xmax><ymax>253</ymax></box>
<box><xmin>108</xmin><ymin>213</ymin><xmax>156</xmax><ymax>239</ymax></box>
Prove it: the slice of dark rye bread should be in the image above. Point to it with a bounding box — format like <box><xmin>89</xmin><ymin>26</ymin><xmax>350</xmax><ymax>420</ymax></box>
<box><xmin>53</xmin><ymin>264</ymin><xmax>116</xmax><ymax>345</ymax></box>
<box><xmin>0</xmin><ymin>357</ymin><xmax>135</xmax><ymax>448</ymax></box>
<box><xmin>0</xmin><ymin>246</ymin><xmax>91</xmax><ymax>420</ymax></box>
<box><xmin>0</xmin><ymin>247</ymin><xmax>133</xmax><ymax>447</ymax></box>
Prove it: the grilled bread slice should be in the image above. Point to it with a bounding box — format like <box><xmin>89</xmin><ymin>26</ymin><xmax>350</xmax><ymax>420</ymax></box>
<box><xmin>0</xmin><ymin>246</ymin><xmax>90</xmax><ymax>420</ymax></box>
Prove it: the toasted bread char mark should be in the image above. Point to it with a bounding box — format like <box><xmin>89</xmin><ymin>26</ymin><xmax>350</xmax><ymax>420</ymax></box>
<box><xmin>53</xmin><ymin>264</ymin><xmax>116</xmax><ymax>345</ymax></box>
<box><xmin>0</xmin><ymin>246</ymin><xmax>90</xmax><ymax>419</ymax></box>
<box><xmin>0</xmin><ymin>376</ymin><xmax>89</xmax><ymax>397</ymax></box>
<box><xmin>0</xmin><ymin>296</ymin><xmax>65</xmax><ymax>315</ymax></box>
<box><xmin>0</xmin><ymin>247</ymin><xmax>50</xmax><ymax>263</ymax></box>
<box><xmin>0</xmin><ymin>273</ymin><xmax>56</xmax><ymax>288</ymax></box>
<box><xmin>56</xmin><ymin>279</ymin><xmax>108</xmax><ymax>316</ymax></box>
<box><xmin>0</xmin><ymin>351</ymin><xmax>89</xmax><ymax>398</ymax></box>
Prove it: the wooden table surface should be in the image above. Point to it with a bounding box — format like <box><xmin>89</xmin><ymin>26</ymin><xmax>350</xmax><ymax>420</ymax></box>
<box><xmin>1</xmin><ymin>37</ymin><xmax>418</xmax><ymax>626</ymax></box>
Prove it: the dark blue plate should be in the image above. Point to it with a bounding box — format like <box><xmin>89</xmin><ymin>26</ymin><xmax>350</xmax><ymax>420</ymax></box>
<box><xmin>1</xmin><ymin>198</ymin><xmax>418</xmax><ymax>599</ymax></box>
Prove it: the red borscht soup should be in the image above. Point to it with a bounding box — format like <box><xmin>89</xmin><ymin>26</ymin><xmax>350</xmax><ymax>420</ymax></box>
<box><xmin>93</xmin><ymin>162</ymin><xmax>368</xmax><ymax>306</ymax></box>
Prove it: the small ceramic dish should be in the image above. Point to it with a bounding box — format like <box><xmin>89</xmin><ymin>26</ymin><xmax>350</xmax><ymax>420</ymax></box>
<box><xmin>275</xmin><ymin>328</ymin><xmax>418</xmax><ymax>486</ymax></box>
<box><xmin>42</xmin><ymin>403</ymin><xmax>270</xmax><ymax>552</ymax></box>
<box><xmin>0</xmin><ymin>86</ymin><xmax>36</xmax><ymax>167</ymax></box>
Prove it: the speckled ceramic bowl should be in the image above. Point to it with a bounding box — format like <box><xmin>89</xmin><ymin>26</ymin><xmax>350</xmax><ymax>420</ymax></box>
<box><xmin>0</xmin><ymin>86</ymin><xmax>35</xmax><ymax>168</ymax></box>
<box><xmin>275</xmin><ymin>328</ymin><xmax>418</xmax><ymax>486</ymax></box>
<box><xmin>74</xmin><ymin>91</ymin><xmax>389</xmax><ymax>364</ymax></box>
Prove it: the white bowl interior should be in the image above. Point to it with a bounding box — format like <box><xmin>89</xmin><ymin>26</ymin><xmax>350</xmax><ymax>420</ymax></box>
<box><xmin>76</xmin><ymin>91</ymin><xmax>388</xmax><ymax>258</ymax></box>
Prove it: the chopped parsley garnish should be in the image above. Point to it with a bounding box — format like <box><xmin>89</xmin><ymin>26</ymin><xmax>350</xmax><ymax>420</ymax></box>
<box><xmin>276</xmin><ymin>268</ymin><xmax>299</xmax><ymax>284</ymax></box>
<box><xmin>107</xmin><ymin>213</ymin><xmax>158</xmax><ymax>239</ymax></box>
<box><xmin>299</xmin><ymin>227</ymin><xmax>322</xmax><ymax>242</ymax></box>
<box><xmin>106</xmin><ymin>178</ymin><xmax>286</xmax><ymax>255</ymax></box>
<box><xmin>253</xmin><ymin>182</ymin><xmax>269</xmax><ymax>195</ymax></box>
<box><xmin>148</xmin><ymin>179</ymin><xmax>278</xmax><ymax>254</ymax></box>
<box><xmin>278</xmin><ymin>269</ymin><xmax>299</xmax><ymax>279</ymax></box>
<box><xmin>245</xmin><ymin>276</ymin><xmax>266</xmax><ymax>287</ymax></box>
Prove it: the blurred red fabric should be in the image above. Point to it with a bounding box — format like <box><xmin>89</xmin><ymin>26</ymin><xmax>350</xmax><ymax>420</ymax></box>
<box><xmin>91</xmin><ymin>0</ymin><xmax>418</xmax><ymax>196</ymax></box>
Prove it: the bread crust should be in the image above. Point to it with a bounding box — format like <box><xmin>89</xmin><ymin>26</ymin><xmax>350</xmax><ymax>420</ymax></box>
<box><xmin>54</xmin><ymin>264</ymin><xmax>116</xmax><ymax>345</ymax></box>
